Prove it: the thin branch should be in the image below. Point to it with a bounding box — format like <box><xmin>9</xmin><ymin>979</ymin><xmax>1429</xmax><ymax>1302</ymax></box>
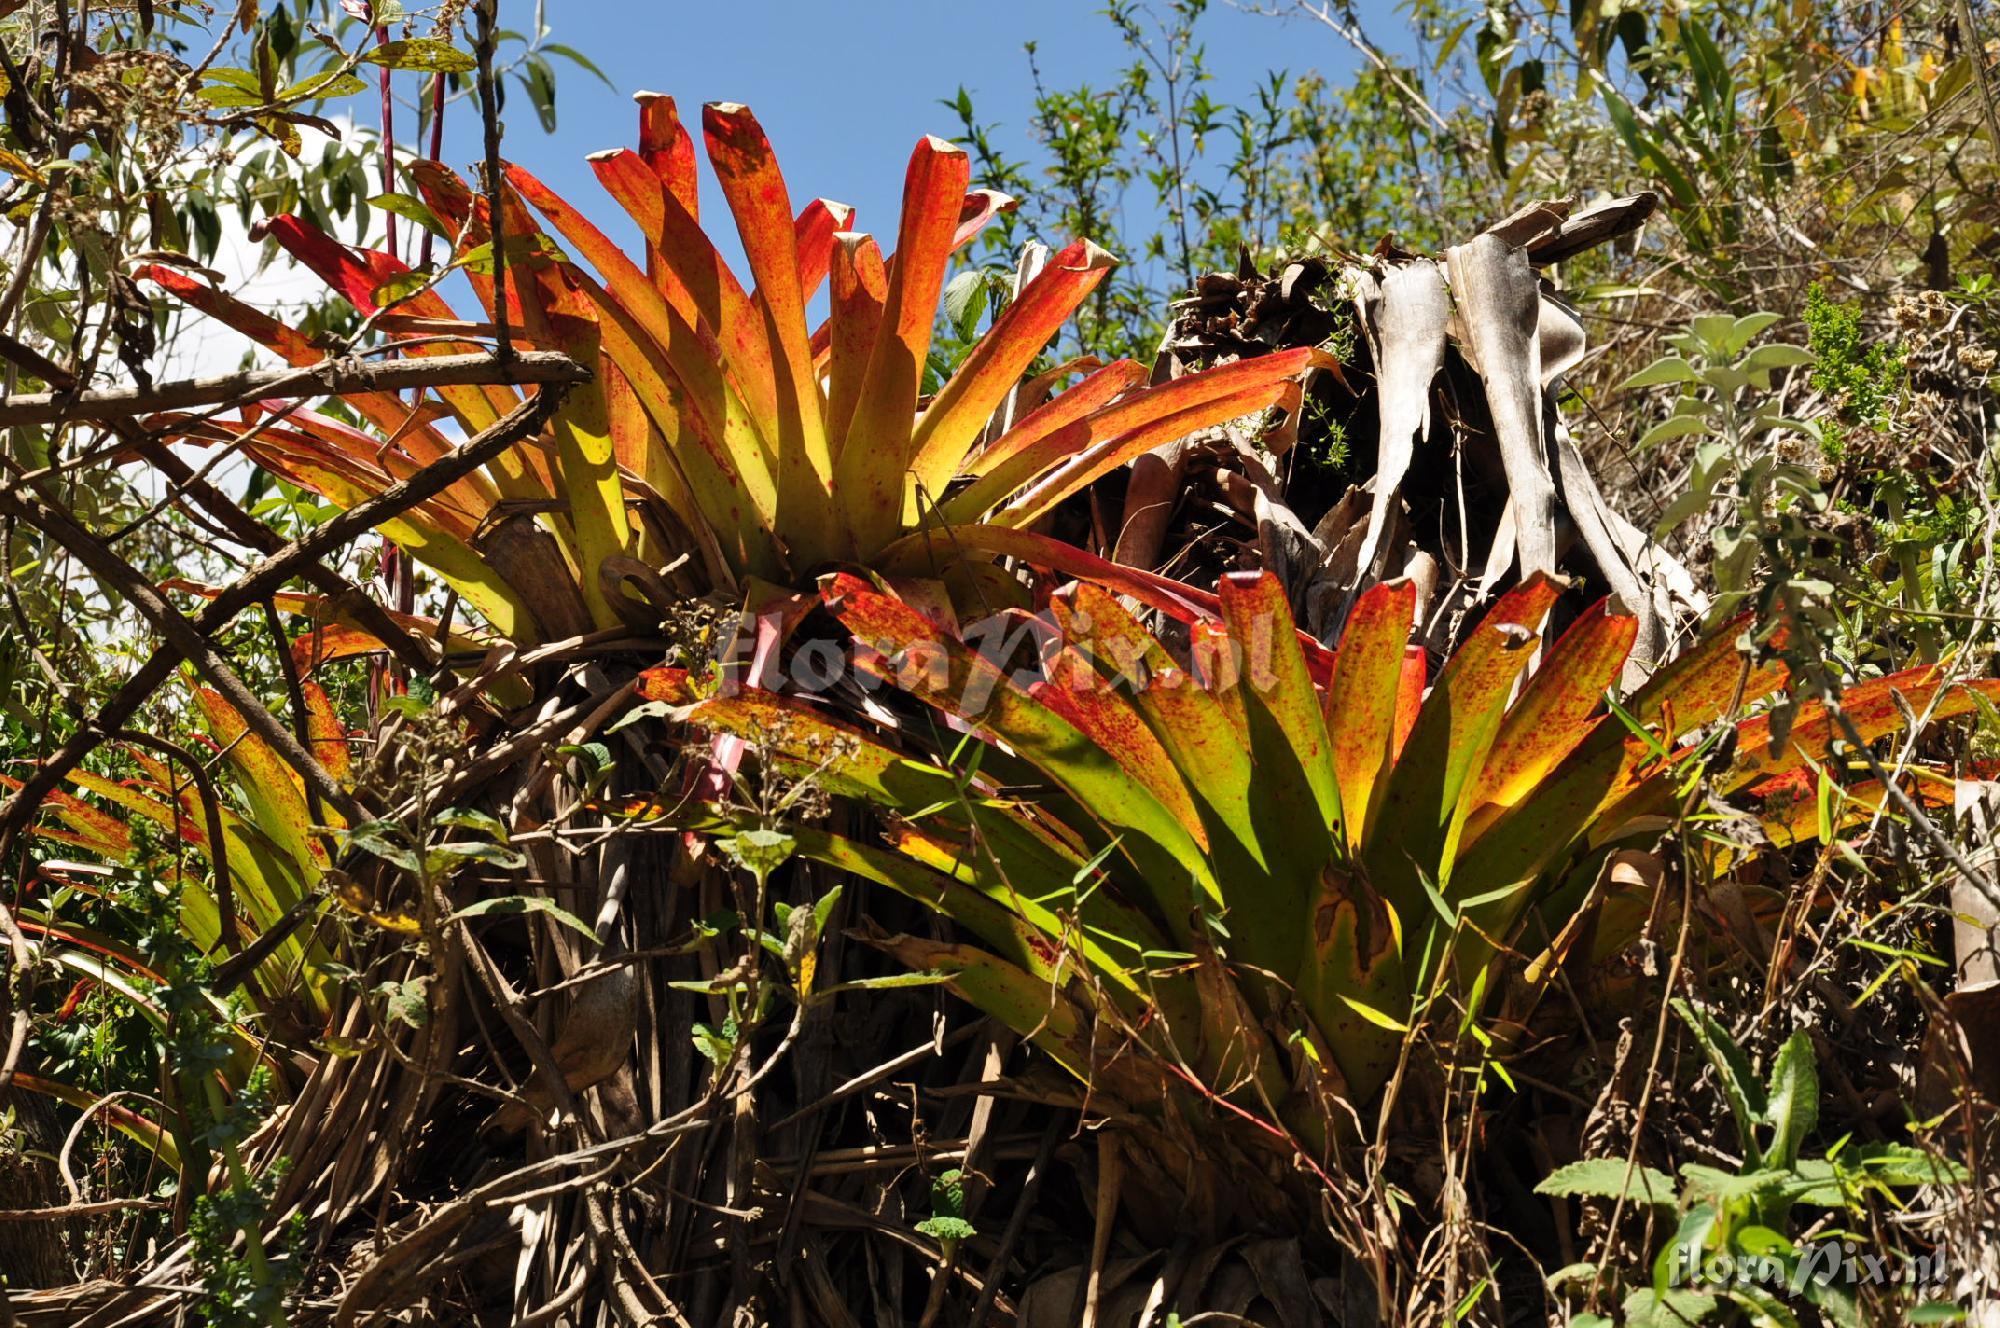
<box><xmin>0</xmin><ymin>349</ymin><xmax>583</xmax><ymax>428</ymax></box>
<box><xmin>0</xmin><ymin>483</ymin><xmax>362</xmax><ymax>820</ymax></box>
<box><xmin>474</xmin><ymin>0</ymin><xmax>512</xmax><ymax>365</ymax></box>
<box><xmin>113</xmin><ymin>730</ymin><xmax>241</xmax><ymax>960</ymax></box>
<box><xmin>0</xmin><ymin>382</ymin><xmax>574</xmax><ymax>857</ymax></box>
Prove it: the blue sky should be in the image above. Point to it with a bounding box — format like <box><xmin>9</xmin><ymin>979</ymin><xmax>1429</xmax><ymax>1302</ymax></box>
<box><xmin>184</xmin><ymin>3</ymin><xmax>1398</xmax><ymax>378</ymax></box>
<box><xmin>423</xmin><ymin>1</ymin><xmax>1379</xmax><ymax>269</ymax></box>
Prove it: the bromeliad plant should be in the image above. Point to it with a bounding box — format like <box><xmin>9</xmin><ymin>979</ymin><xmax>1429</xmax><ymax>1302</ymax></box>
<box><xmin>140</xmin><ymin>95</ymin><xmax>1324</xmax><ymax>640</ymax></box>
<box><xmin>667</xmin><ymin>568</ymin><xmax>2000</xmax><ymax>1154</ymax></box>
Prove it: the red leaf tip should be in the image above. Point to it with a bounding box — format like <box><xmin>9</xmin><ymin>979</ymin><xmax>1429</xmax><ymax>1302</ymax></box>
<box><xmin>818</xmin><ymin>571</ymin><xmax>876</xmax><ymax>608</ymax></box>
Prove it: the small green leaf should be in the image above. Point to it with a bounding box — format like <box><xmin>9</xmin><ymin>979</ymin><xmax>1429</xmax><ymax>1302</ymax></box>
<box><xmin>1339</xmin><ymin>994</ymin><xmax>1410</xmax><ymax>1033</ymax></box>
<box><xmin>1851</xmin><ymin>1143</ymin><xmax>1968</xmax><ymax>1188</ymax></box>
<box><xmin>811</xmin><ymin>884</ymin><xmax>844</xmax><ymax>938</ymax></box>
<box><xmin>382</xmin><ymin>976</ymin><xmax>429</xmax><ymax>1029</ymax></box>
<box><xmin>606</xmin><ymin>700</ymin><xmax>674</xmax><ymax>734</ymax></box>
<box><xmin>819</xmin><ymin>970</ymin><xmax>955</xmax><ymax>994</ymax></box>
<box><xmin>341</xmin><ymin>820</ymin><xmax>421</xmax><ymax>873</ymax></box>
<box><xmin>930</xmin><ymin>1167</ymin><xmax>967</xmax><ymax>1218</ymax></box>
<box><xmin>942</xmin><ymin>269</ymin><xmax>990</xmax><ymax>340</ymax></box>
<box><xmin>1738</xmin><ymin>343</ymin><xmax>1814</xmax><ymax>375</ymax></box>
<box><xmin>1672</xmin><ymin>999</ymin><xmax>1766</xmax><ymax>1164</ymax></box>
<box><xmin>360</xmin><ymin>38</ymin><xmax>476</xmax><ymax>73</ymax></box>
<box><xmin>1535</xmin><ymin>1158</ymin><xmax>1678</xmax><ymax>1206</ymax></box>
<box><xmin>692</xmin><ymin>1017</ymin><xmax>738</xmax><ymax>1066</ymax></box>
<box><xmin>1764</xmin><ymin>1030</ymin><xmax>1819</xmax><ymax>1170</ymax></box>
<box><xmin>1623</xmin><ymin>1287</ymin><xmax>1719</xmax><ymax>1328</ymax></box>
<box><xmin>1638</xmin><ymin>414</ymin><xmax>1709</xmax><ymax>449</ymax></box>
<box><xmin>451</xmin><ymin>895</ymin><xmax>597</xmax><ymax>940</ymax></box>
<box><xmin>1678</xmin><ymin>1163</ymin><xmax>1789</xmax><ymax>1204</ymax></box>
<box><xmin>200</xmin><ymin>83</ymin><xmax>270</xmax><ymax>108</ymax></box>
<box><xmin>722</xmin><ymin>828</ymin><xmax>796</xmax><ymax>882</ymax></box>
<box><xmin>426</xmin><ymin>839</ymin><xmax>528</xmax><ymax>871</ymax></box>
<box><xmin>1727</xmin><ymin>312</ymin><xmax>1783</xmax><ymax>351</ymax></box>
<box><xmin>368</xmin><ymin>191</ymin><xmax>452</xmax><ymax>239</ymax></box>
<box><xmin>435</xmin><ymin>807</ymin><xmax>510</xmax><ymax>838</ymax></box>
<box><xmin>279</xmin><ymin>70</ymin><xmax>370</xmax><ymax>102</ymax></box>
<box><xmin>371</xmin><ymin>270</ymin><xmax>438</xmax><ymax>307</ymax></box>
<box><xmin>915</xmin><ymin>1215</ymin><xmax>976</xmax><ymax>1243</ymax></box>
<box><xmin>1620</xmin><ymin>356</ymin><xmax>1696</xmax><ymax>389</ymax></box>
<box><xmin>916</xmin><ymin>1168</ymin><xmax>976</xmax><ymax>1244</ymax></box>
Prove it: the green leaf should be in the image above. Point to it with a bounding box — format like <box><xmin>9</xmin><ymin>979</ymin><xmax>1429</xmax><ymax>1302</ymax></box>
<box><xmin>1535</xmin><ymin>1158</ymin><xmax>1678</xmax><ymax>1206</ymax></box>
<box><xmin>1545</xmin><ymin>1262</ymin><xmax>1600</xmax><ymax>1292</ymax></box>
<box><xmin>341</xmin><ymin>820</ymin><xmax>421</xmax><ymax>873</ymax></box>
<box><xmin>1623</xmin><ymin>1288</ymin><xmax>1719</xmax><ymax>1328</ymax></box>
<box><xmin>1723</xmin><ymin>1285</ymin><xmax>1801</xmax><ymax>1328</ymax></box>
<box><xmin>916</xmin><ymin>1168</ymin><xmax>976</xmax><ymax>1243</ymax></box>
<box><xmin>368</xmin><ymin>191</ymin><xmax>452</xmax><ymax>239</ymax></box>
<box><xmin>606</xmin><ymin>700</ymin><xmax>674</xmax><ymax>734</ymax></box>
<box><xmin>436</xmin><ymin>807</ymin><xmax>511</xmax><ymax>839</ymax></box>
<box><xmin>915</xmin><ymin>1215</ymin><xmax>976</xmax><ymax>1243</ymax></box>
<box><xmin>722</xmin><ymin>828</ymin><xmax>797</xmax><ymax>882</ymax></box>
<box><xmin>371</xmin><ymin>270</ymin><xmax>438</xmax><ymax>307</ymax></box>
<box><xmin>1738</xmin><ymin>344</ymin><xmax>1814</xmax><ymax>375</ymax></box>
<box><xmin>451</xmin><ymin>895</ymin><xmax>597</xmax><ymax>941</ymax></box>
<box><xmin>1678</xmin><ymin>1163</ymin><xmax>1789</xmax><ymax>1204</ymax></box>
<box><xmin>930</xmin><ymin>1167</ymin><xmax>967</xmax><ymax>1217</ymax></box>
<box><xmin>1733</xmin><ymin>1225</ymin><xmax>1794</xmax><ymax>1258</ymax></box>
<box><xmin>1638</xmin><ymin>414</ymin><xmax>1710</xmax><ymax>449</ymax></box>
<box><xmin>820</xmin><ymin>970</ymin><xmax>956</xmax><ymax>993</ymax></box>
<box><xmin>811</xmin><ymin>883</ymin><xmax>844</xmax><ymax>939</ymax></box>
<box><xmin>692</xmin><ymin>1017</ymin><xmax>738</xmax><ymax>1066</ymax></box>
<box><xmin>1339</xmin><ymin>994</ymin><xmax>1411</xmax><ymax>1033</ymax></box>
<box><xmin>279</xmin><ymin>70</ymin><xmax>369</xmax><ymax>102</ymax></box>
<box><xmin>200</xmin><ymin>83</ymin><xmax>270</xmax><ymax>108</ymax></box>
<box><xmin>1691</xmin><ymin>314</ymin><xmax>1744</xmax><ymax>354</ymax></box>
<box><xmin>1727</xmin><ymin>312</ymin><xmax>1783</xmax><ymax>351</ymax></box>
<box><xmin>1672</xmin><ymin>999</ymin><xmax>1766</xmax><ymax>1164</ymax></box>
<box><xmin>542</xmin><ymin>42</ymin><xmax>614</xmax><ymax>87</ymax></box>
<box><xmin>942</xmin><ymin>269</ymin><xmax>990</xmax><ymax>340</ymax></box>
<box><xmin>426</xmin><ymin>839</ymin><xmax>528</xmax><ymax>871</ymax></box>
<box><xmin>1621</xmin><ymin>356</ymin><xmax>1696</xmax><ymax>389</ymax></box>
<box><xmin>520</xmin><ymin>55</ymin><xmax>558</xmax><ymax>133</ymax></box>
<box><xmin>1851</xmin><ymin>1143</ymin><xmax>1969</xmax><ymax>1188</ymax></box>
<box><xmin>382</xmin><ymin>976</ymin><xmax>429</xmax><ymax>1029</ymax></box>
<box><xmin>360</xmin><ymin>38</ymin><xmax>476</xmax><ymax>73</ymax></box>
<box><xmin>1763</xmin><ymin>1031</ymin><xmax>1819</xmax><ymax>1170</ymax></box>
<box><xmin>1656</xmin><ymin>1202</ymin><xmax>1719</xmax><ymax>1296</ymax></box>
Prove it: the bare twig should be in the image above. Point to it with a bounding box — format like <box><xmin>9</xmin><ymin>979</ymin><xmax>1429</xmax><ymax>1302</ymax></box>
<box><xmin>474</xmin><ymin>0</ymin><xmax>512</xmax><ymax>364</ymax></box>
<box><xmin>0</xmin><ymin>349</ymin><xmax>582</xmax><ymax>428</ymax></box>
<box><xmin>0</xmin><ymin>381</ymin><xmax>574</xmax><ymax>858</ymax></box>
<box><xmin>0</xmin><ymin>484</ymin><xmax>360</xmax><ymax>817</ymax></box>
<box><xmin>113</xmin><ymin>730</ymin><xmax>240</xmax><ymax>958</ymax></box>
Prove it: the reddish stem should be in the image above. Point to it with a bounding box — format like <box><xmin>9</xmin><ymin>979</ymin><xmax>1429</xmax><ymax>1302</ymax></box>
<box><xmin>371</xmin><ymin>22</ymin><xmax>406</xmax><ymax>704</ymax></box>
<box><xmin>373</xmin><ymin>25</ymin><xmax>397</xmax><ymax>259</ymax></box>
<box><xmin>416</xmin><ymin>71</ymin><xmax>446</xmax><ymax>272</ymax></box>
